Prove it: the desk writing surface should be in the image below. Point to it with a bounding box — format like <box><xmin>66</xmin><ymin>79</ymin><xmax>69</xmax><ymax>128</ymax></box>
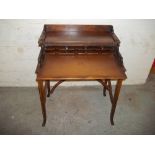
<box><xmin>37</xmin><ymin>53</ymin><xmax>126</xmax><ymax>80</ymax></box>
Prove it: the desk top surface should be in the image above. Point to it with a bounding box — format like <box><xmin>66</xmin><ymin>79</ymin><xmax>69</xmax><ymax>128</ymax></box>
<box><xmin>36</xmin><ymin>53</ymin><xmax>126</xmax><ymax>80</ymax></box>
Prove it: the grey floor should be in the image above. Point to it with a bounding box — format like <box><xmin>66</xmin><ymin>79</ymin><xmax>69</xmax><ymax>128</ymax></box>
<box><xmin>0</xmin><ymin>75</ymin><xmax>155</xmax><ymax>135</ymax></box>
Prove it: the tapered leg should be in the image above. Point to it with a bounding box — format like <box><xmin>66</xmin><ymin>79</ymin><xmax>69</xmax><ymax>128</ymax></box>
<box><xmin>38</xmin><ymin>81</ymin><xmax>47</xmax><ymax>127</ymax></box>
<box><xmin>110</xmin><ymin>79</ymin><xmax>123</xmax><ymax>125</ymax></box>
<box><xmin>46</xmin><ymin>80</ymin><xmax>50</xmax><ymax>97</ymax></box>
<box><xmin>103</xmin><ymin>79</ymin><xmax>108</xmax><ymax>96</ymax></box>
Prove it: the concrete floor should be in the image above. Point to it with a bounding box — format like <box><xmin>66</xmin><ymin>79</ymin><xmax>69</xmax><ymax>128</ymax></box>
<box><xmin>0</xmin><ymin>75</ymin><xmax>155</xmax><ymax>135</ymax></box>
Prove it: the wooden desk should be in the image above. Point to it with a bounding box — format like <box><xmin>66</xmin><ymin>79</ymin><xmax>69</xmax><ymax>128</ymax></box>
<box><xmin>36</xmin><ymin>25</ymin><xmax>127</xmax><ymax>126</ymax></box>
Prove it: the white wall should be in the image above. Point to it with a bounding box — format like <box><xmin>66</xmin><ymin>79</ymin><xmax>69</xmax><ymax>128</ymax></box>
<box><xmin>0</xmin><ymin>19</ymin><xmax>155</xmax><ymax>87</ymax></box>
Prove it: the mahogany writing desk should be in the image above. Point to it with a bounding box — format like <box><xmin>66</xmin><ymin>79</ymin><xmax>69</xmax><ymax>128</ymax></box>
<box><xmin>36</xmin><ymin>25</ymin><xmax>127</xmax><ymax>126</ymax></box>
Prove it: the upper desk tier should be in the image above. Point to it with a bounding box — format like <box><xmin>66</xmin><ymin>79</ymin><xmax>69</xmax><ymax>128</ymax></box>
<box><xmin>38</xmin><ymin>25</ymin><xmax>120</xmax><ymax>47</ymax></box>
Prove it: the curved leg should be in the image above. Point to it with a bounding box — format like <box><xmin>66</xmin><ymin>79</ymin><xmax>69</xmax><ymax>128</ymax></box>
<box><xmin>96</xmin><ymin>79</ymin><xmax>123</xmax><ymax>125</ymax></box>
<box><xmin>38</xmin><ymin>81</ymin><xmax>47</xmax><ymax>127</ymax></box>
<box><xmin>110</xmin><ymin>79</ymin><xmax>122</xmax><ymax>125</ymax></box>
<box><xmin>96</xmin><ymin>79</ymin><xmax>109</xmax><ymax>96</ymax></box>
<box><xmin>50</xmin><ymin>80</ymin><xmax>65</xmax><ymax>95</ymax></box>
<box><xmin>46</xmin><ymin>80</ymin><xmax>50</xmax><ymax>97</ymax></box>
<box><xmin>103</xmin><ymin>80</ymin><xmax>108</xmax><ymax>96</ymax></box>
<box><xmin>107</xmin><ymin>80</ymin><xmax>114</xmax><ymax>105</ymax></box>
